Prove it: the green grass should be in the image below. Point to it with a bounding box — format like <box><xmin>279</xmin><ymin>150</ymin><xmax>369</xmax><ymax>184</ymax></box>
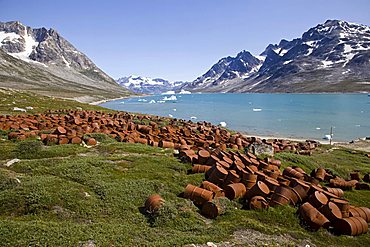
<box><xmin>0</xmin><ymin>88</ymin><xmax>111</xmax><ymax>115</ymax></box>
<box><xmin>0</xmin><ymin>88</ymin><xmax>369</xmax><ymax>246</ymax></box>
<box><xmin>0</xmin><ymin>139</ymin><xmax>369</xmax><ymax>246</ymax></box>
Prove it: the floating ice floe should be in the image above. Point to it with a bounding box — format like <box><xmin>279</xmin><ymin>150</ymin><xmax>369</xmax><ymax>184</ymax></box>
<box><xmin>161</xmin><ymin>90</ymin><xmax>176</xmax><ymax>95</ymax></box>
<box><xmin>13</xmin><ymin>107</ymin><xmax>26</xmax><ymax>112</ymax></box>
<box><xmin>157</xmin><ymin>100</ymin><xmax>165</xmax><ymax>103</ymax></box>
<box><xmin>179</xmin><ymin>89</ymin><xmax>191</xmax><ymax>94</ymax></box>
<box><xmin>253</xmin><ymin>108</ymin><xmax>262</xmax><ymax>112</ymax></box>
<box><xmin>219</xmin><ymin>122</ymin><xmax>227</xmax><ymax>127</ymax></box>
<box><xmin>120</xmin><ymin>101</ymin><xmax>125</xmax><ymax>104</ymax></box>
<box><xmin>162</xmin><ymin>95</ymin><xmax>177</xmax><ymax>101</ymax></box>
<box><xmin>168</xmin><ymin>114</ymin><xmax>173</xmax><ymax>118</ymax></box>
<box><xmin>355</xmin><ymin>124</ymin><xmax>361</xmax><ymax>127</ymax></box>
<box><xmin>25</xmin><ymin>106</ymin><xmax>33</xmax><ymax>110</ymax></box>
<box><xmin>190</xmin><ymin>116</ymin><xmax>197</xmax><ymax>120</ymax></box>
<box><xmin>149</xmin><ymin>100</ymin><xmax>156</xmax><ymax>104</ymax></box>
<box><xmin>323</xmin><ymin>134</ymin><xmax>333</xmax><ymax>140</ymax></box>
<box><xmin>173</xmin><ymin>108</ymin><xmax>177</xmax><ymax>111</ymax></box>
<box><xmin>316</xmin><ymin>127</ymin><xmax>321</xmax><ymax>130</ymax></box>
<box><xmin>138</xmin><ymin>99</ymin><xmax>147</xmax><ymax>102</ymax></box>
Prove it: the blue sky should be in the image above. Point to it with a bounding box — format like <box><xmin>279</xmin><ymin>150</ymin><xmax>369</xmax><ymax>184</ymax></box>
<box><xmin>1</xmin><ymin>0</ymin><xmax>370</xmax><ymax>81</ymax></box>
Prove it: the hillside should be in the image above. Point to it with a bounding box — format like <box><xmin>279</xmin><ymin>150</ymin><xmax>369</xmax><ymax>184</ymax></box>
<box><xmin>0</xmin><ymin>21</ymin><xmax>130</xmax><ymax>103</ymax></box>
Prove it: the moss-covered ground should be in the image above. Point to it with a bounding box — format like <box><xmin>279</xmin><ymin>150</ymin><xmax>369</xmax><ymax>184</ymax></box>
<box><xmin>0</xmin><ymin>89</ymin><xmax>369</xmax><ymax>246</ymax></box>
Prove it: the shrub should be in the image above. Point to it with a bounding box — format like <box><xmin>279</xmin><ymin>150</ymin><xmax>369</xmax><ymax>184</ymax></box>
<box><xmin>16</xmin><ymin>140</ymin><xmax>43</xmax><ymax>159</ymax></box>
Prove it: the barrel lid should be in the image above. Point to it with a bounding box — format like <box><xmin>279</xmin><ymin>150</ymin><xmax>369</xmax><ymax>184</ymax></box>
<box><xmin>314</xmin><ymin>191</ymin><xmax>329</xmax><ymax>205</ymax></box>
<box><xmin>257</xmin><ymin>181</ymin><xmax>270</xmax><ymax>194</ymax></box>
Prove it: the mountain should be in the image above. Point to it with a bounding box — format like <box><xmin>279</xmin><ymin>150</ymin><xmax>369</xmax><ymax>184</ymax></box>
<box><xmin>184</xmin><ymin>20</ymin><xmax>370</xmax><ymax>93</ymax></box>
<box><xmin>116</xmin><ymin>75</ymin><xmax>186</xmax><ymax>94</ymax></box>
<box><xmin>0</xmin><ymin>21</ymin><xmax>130</xmax><ymax>103</ymax></box>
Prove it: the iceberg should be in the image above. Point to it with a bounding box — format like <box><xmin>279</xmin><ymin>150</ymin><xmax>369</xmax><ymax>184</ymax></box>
<box><xmin>149</xmin><ymin>100</ymin><xmax>156</xmax><ymax>104</ymax></box>
<box><xmin>162</xmin><ymin>95</ymin><xmax>177</xmax><ymax>101</ymax></box>
<box><xmin>179</xmin><ymin>89</ymin><xmax>191</xmax><ymax>94</ymax></box>
<box><xmin>323</xmin><ymin>134</ymin><xmax>332</xmax><ymax>140</ymax></box>
<box><xmin>161</xmin><ymin>90</ymin><xmax>176</xmax><ymax>95</ymax></box>
<box><xmin>219</xmin><ymin>122</ymin><xmax>227</xmax><ymax>127</ymax></box>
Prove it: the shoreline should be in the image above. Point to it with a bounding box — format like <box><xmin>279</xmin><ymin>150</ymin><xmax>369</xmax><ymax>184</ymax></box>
<box><xmin>89</xmin><ymin>96</ymin><xmax>128</xmax><ymax>105</ymax></box>
<box><xmin>243</xmin><ymin>134</ymin><xmax>336</xmax><ymax>145</ymax></box>
<box><xmin>88</xmin><ymin>94</ymin><xmax>148</xmax><ymax>105</ymax></box>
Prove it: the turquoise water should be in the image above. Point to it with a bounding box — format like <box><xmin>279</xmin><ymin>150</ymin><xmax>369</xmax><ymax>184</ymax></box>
<box><xmin>100</xmin><ymin>93</ymin><xmax>370</xmax><ymax>141</ymax></box>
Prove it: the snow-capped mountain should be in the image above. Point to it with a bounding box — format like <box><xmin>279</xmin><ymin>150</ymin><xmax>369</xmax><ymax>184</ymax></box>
<box><xmin>0</xmin><ymin>21</ymin><xmax>129</xmax><ymax>102</ymax></box>
<box><xmin>184</xmin><ymin>20</ymin><xmax>370</xmax><ymax>93</ymax></box>
<box><xmin>117</xmin><ymin>75</ymin><xmax>186</xmax><ymax>94</ymax></box>
<box><xmin>188</xmin><ymin>50</ymin><xmax>263</xmax><ymax>89</ymax></box>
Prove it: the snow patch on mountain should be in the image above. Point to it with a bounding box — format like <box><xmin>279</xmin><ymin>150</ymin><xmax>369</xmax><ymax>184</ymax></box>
<box><xmin>0</xmin><ymin>29</ymin><xmax>43</xmax><ymax>66</ymax></box>
<box><xmin>116</xmin><ymin>75</ymin><xmax>186</xmax><ymax>94</ymax></box>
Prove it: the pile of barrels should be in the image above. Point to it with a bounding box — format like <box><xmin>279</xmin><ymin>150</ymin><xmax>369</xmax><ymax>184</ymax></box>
<box><xmin>1</xmin><ymin>110</ymin><xmax>318</xmax><ymax>155</ymax></box>
<box><xmin>181</xmin><ymin>148</ymin><xmax>370</xmax><ymax>236</ymax></box>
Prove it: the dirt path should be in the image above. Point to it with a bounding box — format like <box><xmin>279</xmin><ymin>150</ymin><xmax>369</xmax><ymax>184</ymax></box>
<box><xmin>334</xmin><ymin>139</ymin><xmax>370</xmax><ymax>153</ymax></box>
<box><xmin>186</xmin><ymin>229</ymin><xmax>316</xmax><ymax>247</ymax></box>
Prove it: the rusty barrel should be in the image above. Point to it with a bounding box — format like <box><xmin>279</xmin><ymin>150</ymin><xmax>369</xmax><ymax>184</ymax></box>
<box><xmin>350</xmin><ymin>172</ymin><xmax>360</xmax><ymax>181</ymax></box>
<box><xmin>159</xmin><ymin>140</ymin><xmax>175</xmax><ymax>149</ymax></box>
<box><xmin>266</xmin><ymin>157</ymin><xmax>281</xmax><ymax>168</ymax></box>
<box><xmin>192</xmin><ymin>164</ymin><xmax>212</xmax><ymax>174</ymax></box>
<box><xmin>246</xmin><ymin>181</ymin><xmax>270</xmax><ymax>200</ymax></box>
<box><xmin>198</xmin><ymin>149</ymin><xmax>211</xmax><ymax>164</ymax></box>
<box><xmin>201</xmin><ymin>181</ymin><xmax>224</xmax><ymax>198</ymax></box>
<box><xmin>324</xmin><ymin>187</ymin><xmax>344</xmax><ymax>198</ymax></box>
<box><xmin>299</xmin><ymin>202</ymin><xmax>330</xmax><ymax>230</ymax></box>
<box><xmin>241</xmin><ymin>173</ymin><xmax>257</xmax><ymax>191</ymax></box>
<box><xmin>277</xmin><ymin>176</ymin><xmax>290</xmax><ymax>187</ymax></box>
<box><xmin>144</xmin><ymin>194</ymin><xmax>165</xmax><ymax>212</ymax></box>
<box><xmin>364</xmin><ymin>173</ymin><xmax>370</xmax><ymax>183</ymax></box>
<box><xmin>334</xmin><ymin>216</ymin><xmax>368</xmax><ymax>236</ymax></box>
<box><xmin>355</xmin><ymin>182</ymin><xmax>370</xmax><ymax>190</ymax></box>
<box><xmin>184</xmin><ymin>184</ymin><xmax>213</xmax><ymax>205</ymax></box>
<box><xmin>314</xmin><ymin>168</ymin><xmax>326</xmax><ymax>181</ymax></box>
<box><xmin>331</xmin><ymin>198</ymin><xmax>350</xmax><ymax>218</ymax></box>
<box><xmin>319</xmin><ymin>202</ymin><xmax>342</xmax><ymax>222</ymax></box>
<box><xmin>201</xmin><ymin>201</ymin><xmax>223</xmax><ymax>219</ymax></box>
<box><xmin>349</xmin><ymin>207</ymin><xmax>370</xmax><ymax>223</ymax></box>
<box><xmin>264</xmin><ymin>177</ymin><xmax>280</xmax><ymax>193</ymax></box>
<box><xmin>224</xmin><ymin>183</ymin><xmax>246</xmax><ymax>200</ymax></box>
<box><xmin>208</xmin><ymin>165</ymin><xmax>228</xmax><ymax>185</ymax></box>
<box><xmin>223</xmin><ymin>170</ymin><xmax>240</xmax><ymax>185</ymax></box>
<box><xmin>269</xmin><ymin>186</ymin><xmax>292</xmax><ymax>207</ymax></box>
<box><xmin>290</xmin><ymin>182</ymin><xmax>309</xmax><ymax>204</ymax></box>
<box><xmin>308</xmin><ymin>191</ymin><xmax>328</xmax><ymax>209</ymax></box>
<box><xmin>86</xmin><ymin>138</ymin><xmax>97</xmax><ymax>146</ymax></box>
<box><xmin>283</xmin><ymin>167</ymin><xmax>304</xmax><ymax>180</ymax></box>
<box><xmin>249</xmin><ymin>196</ymin><xmax>269</xmax><ymax>210</ymax></box>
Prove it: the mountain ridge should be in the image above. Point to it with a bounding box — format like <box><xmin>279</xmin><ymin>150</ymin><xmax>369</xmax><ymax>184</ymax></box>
<box><xmin>184</xmin><ymin>19</ymin><xmax>370</xmax><ymax>93</ymax></box>
<box><xmin>0</xmin><ymin>21</ymin><xmax>130</xmax><ymax>102</ymax></box>
<box><xmin>116</xmin><ymin>75</ymin><xmax>186</xmax><ymax>94</ymax></box>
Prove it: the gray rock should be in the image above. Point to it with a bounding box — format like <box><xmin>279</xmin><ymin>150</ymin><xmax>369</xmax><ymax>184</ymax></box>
<box><xmin>245</xmin><ymin>142</ymin><xmax>274</xmax><ymax>156</ymax></box>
